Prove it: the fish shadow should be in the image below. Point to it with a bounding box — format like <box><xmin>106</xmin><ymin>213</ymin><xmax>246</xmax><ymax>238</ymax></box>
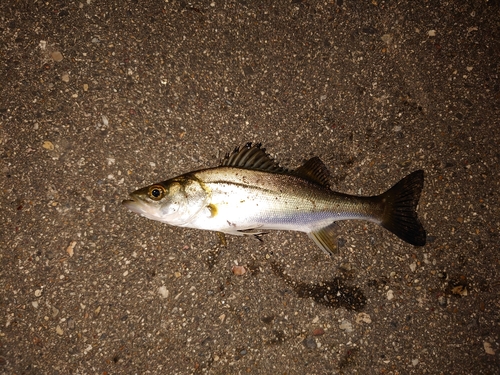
<box><xmin>270</xmin><ymin>262</ymin><xmax>366</xmax><ymax>311</ymax></box>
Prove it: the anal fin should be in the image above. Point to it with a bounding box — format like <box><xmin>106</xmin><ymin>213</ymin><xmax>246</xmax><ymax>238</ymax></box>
<box><xmin>307</xmin><ymin>222</ymin><xmax>340</xmax><ymax>256</ymax></box>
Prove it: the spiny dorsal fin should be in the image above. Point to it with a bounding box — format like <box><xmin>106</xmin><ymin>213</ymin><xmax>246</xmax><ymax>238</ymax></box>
<box><xmin>292</xmin><ymin>157</ymin><xmax>331</xmax><ymax>188</ymax></box>
<box><xmin>221</xmin><ymin>142</ymin><xmax>287</xmax><ymax>173</ymax></box>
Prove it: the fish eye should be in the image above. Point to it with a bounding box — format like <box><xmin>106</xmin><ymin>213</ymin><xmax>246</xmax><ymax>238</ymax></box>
<box><xmin>148</xmin><ymin>185</ymin><xmax>165</xmax><ymax>200</ymax></box>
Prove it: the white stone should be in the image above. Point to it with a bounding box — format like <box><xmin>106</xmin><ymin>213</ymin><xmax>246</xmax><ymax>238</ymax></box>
<box><xmin>387</xmin><ymin>290</ymin><xmax>394</xmax><ymax>300</ymax></box>
<box><xmin>158</xmin><ymin>286</ymin><xmax>169</xmax><ymax>299</ymax></box>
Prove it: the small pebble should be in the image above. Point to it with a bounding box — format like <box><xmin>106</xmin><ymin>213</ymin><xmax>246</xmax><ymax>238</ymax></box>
<box><xmin>42</xmin><ymin>141</ymin><xmax>54</xmax><ymax>150</ymax></box>
<box><xmin>312</xmin><ymin>328</ymin><xmax>325</xmax><ymax>336</ymax></box>
<box><xmin>483</xmin><ymin>341</ymin><xmax>495</xmax><ymax>355</ymax></box>
<box><xmin>339</xmin><ymin>320</ymin><xmax>353</xmax><ymax>332</ymax></box>
<box><xmin>35</xmin><ymin>289</ymin><xmax>42</xmax><ymax>297</ymax></box>
<box><xmin>158</xmin><ymin>286</ymin><xmax>169</xmax><ymax>299</ymax></box>
<box><xmin>387</xmin><ymin>290</ymin><xmax>394</xmax><ymax>300</ymax></box>
<box><xmin>56</xmin><ymin>325</ymin><xmax>64</xmax><ymax>335</ymax></box>
<box><xmin>355</xmin><ymin>312</ymin><xmax>372</xmax><ymax>324</ymax></box>
<box><xmin>451</xmin><ymin>285</ymin><xmax>467</xmax><ymax>296</ymax></box>
<box><xmin>232</xmin><ymin>265</ymin><xmax>246</xmax><ymax>275</ymax></box>
<box><xmin>51</xmin><ymin>51</ymin><xmax>63</xmax><ymax>62</ymax></box>
<box><xmin>381</xmin><ymin>34</ymin><xmax>393</xmax><ymax>44</ymax></box>
<box><xmin>62</xmin><ymin>73</ymin><xmax>70</xmax><ymax>82</ymax></box>
<box><xmin>302</xmin><ymin>336</ymin><xmax>317</xmax><ymax>349</ymax></box>
<box><xmin>66</xmin><ymin>241</ymin><xmax>76</xmax><ymax>257</ymax></box>
<box><xmin>83</xmin><ymin>83</ymin><xmax>89</xmax><ymax>91</ymax></box>
<box><xmin>428</xmin><ymin>30</ymin><xmax>436</xmax><ymax>37</ymax></box>
<box><xmin>67</xmin><ymin>317</ymin><xmax>75</xmax><ymax>330</ymax></box>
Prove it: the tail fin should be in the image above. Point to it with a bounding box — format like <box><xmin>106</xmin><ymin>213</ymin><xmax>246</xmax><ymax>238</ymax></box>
<box><xmin>379</xmin><ymin>170</ymin><xmax>426</xmax><ymax>246</ymax></box>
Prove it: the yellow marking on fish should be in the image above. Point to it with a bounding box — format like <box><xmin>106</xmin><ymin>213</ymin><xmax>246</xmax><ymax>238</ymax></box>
<box><xmin>207</xmin><ymin>203</ymin><xmax>218</xmax><ymax>218</ymax></box>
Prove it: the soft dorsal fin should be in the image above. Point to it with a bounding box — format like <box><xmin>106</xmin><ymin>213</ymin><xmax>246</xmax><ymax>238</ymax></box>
<box><xmin>221</xmin><ymin>142</ymin><xmax>287</xmax><ymax>173</ymax></box>
<box><xmin>292</xmin><ymin>157</ymin><xmax>331</xmax><ymax>188</ymax></box>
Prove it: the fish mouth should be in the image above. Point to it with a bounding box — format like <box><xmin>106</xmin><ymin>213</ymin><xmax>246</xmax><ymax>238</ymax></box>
<box><xmin>122</xmin><ymin>198</ymin><xmax>146</xmax><ymax>215</ymax></box>
<box><xmin>122</xmin><ymin>197</ymin><xmax>163</xmax><ymax>220</ymax></box>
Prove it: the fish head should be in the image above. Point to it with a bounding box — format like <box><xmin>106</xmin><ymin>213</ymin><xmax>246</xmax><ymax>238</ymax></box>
<box><xmin>122</xmin><ymin>177</ymin><xmax>208</xmax><ymax>226</ymax></box>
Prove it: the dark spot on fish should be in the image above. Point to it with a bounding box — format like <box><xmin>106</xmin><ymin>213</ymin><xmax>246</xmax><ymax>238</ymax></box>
<box><xmin>270</xmin><ymin>262</ymin><xmax>366</xmax><ymax>311</ymax></box>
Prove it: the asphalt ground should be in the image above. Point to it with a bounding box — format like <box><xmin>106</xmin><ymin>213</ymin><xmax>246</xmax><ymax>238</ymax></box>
<box><xmin>1</xmin><ymin>1</ymin><xmax>499</xmax><ymax>374</ymax></box>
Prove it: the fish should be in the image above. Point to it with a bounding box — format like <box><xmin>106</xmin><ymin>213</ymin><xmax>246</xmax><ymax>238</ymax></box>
<box><xmin>122</xmin><ymin>143</ymin><xmax>426</xmax><ymax>255</ymax></box>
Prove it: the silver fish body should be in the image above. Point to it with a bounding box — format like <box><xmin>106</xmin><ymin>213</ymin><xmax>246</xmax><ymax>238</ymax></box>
<box><xmin>123</xmin><ymin>143</ymin><xmax>426</xmax><ymax>254</ymax></box>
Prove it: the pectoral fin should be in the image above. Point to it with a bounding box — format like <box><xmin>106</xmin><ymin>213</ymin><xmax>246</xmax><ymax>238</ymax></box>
<box><xmin>308</xmin><ymin>223</ymin><xmax>340</xmax><ymax>256</ymax></box>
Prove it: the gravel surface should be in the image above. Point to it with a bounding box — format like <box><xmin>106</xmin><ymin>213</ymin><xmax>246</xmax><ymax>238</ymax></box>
<box><xmin>1</xmin><ymin>1</ymin><xmax>499</xmax><ymax>374</ymax></box>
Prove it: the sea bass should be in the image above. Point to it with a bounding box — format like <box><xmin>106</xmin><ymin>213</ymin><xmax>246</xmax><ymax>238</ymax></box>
<box><xmin>123</xmin><ymin>143</ymin><xmax>426</xmax><ymax>254</ymax></box>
